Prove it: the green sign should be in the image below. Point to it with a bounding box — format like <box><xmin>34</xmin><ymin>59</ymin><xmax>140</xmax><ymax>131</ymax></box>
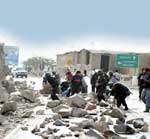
<box><xmin>116</xmin><ymin>54</ymin><xmax>139</xmax><ymax>68</ymax></box>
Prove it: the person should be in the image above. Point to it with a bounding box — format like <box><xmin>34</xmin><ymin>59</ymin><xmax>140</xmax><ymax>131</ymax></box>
<box><xmin>111</xmin><ymin>83</ymin><xmax>131</xmax><ymax>110</ymax></box>
<box><xmin>137</xmin><ymin>68</ymin><xmax>145</xmax><ymax>100</ymax></box>
<box><xmin>82</xmin><ymin>70</ymin><xmax>90</xmax><ymax>93</ymax></box>
<box><xmin>60</xmin><ymin>81</ymin><xmax>71</xmax><ymax>97</ymax></box>
<box><xmin>91</xmin><ymin>72</ymin><xmax>98</xmax><ymax>93</ymax></box>
<box><xmin>66</xmin><ymin>70</ymin><xmax>73</xmax><ymax>83</ymax></box>
<box><xmin>71</xmin><ymin>71</ymin><xmax>83</xmax><ymax>95</ymax></box>
<box><xmin>96</xmin><ymin>70</ymin><xmax>108</xmax><ymax>102</ymax></box>
<box><xmin>113</xmin><ymin>70</ymin><xmax>121</xmax><ymax>82</ymax></box>
<box><xmin>52</xmin><ymin>71</ymin><xmax>61</xmax><ymax>85</ymax></box>
<box><xmin>141</xmin><ymin>67</ymin><xmax>150</xmax><ymax>112</ymax></box>
<box><xmin>108</xmin><ymin>71</ymin><xmax>119</xmax><ymax>85</ymax></box>
<box><xmin>43</xmin><ymin>73</ymin><xmax>59</xmax><ymax>100</ymax></box>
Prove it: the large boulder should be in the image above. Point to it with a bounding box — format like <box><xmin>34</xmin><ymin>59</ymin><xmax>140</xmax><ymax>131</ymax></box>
<box><xmin>71</xmin><ymin>107</ymin><xmax>88</xmax><ymax>117</ymax></box>
<box><xmin>95</xmin><ymin>116</ymin><xmax>110</xmax><ymax>133</ymax></box>
<box><xmin>52</xmin><ymin>104</ymin><xmax>70</xmax><ymax>113</ymax></box>
<box><xmin>20</xmin><ymin>89</ymin><xmax>37</xmax><ymax>103</ymax></box>
<box><xmin>1</xmin><ymin>80</ymin><xmax>16</xmax><ymax>93</ymax></box>
<box><xmin>0</xmin><ymin>101</ymin><xmax>17</xmax><ymax>114</ymax></box>
<box><xmin>108</xmin><ymin>108</ymin><xmax>125</xmax><ymax>118</ymax></box>
<box><xmin>133</xmin><ymin>119</ymin><xmax>145</xmax><ymax>129</ymax></box>
<box><xmin>69</xmin><ymin>94</ymin><xmax>87</xmax><ymax>108</ymax></box>
<box><xmin>114</xmin><ymin>124</ymin><xmax>136</xmax><ymax>134</ymax></box>
<box><xmin>78</xmin><ymin>119</ymin><xmax>95</xmax><ymax>129</ymax></box>
<box><xmin>85</xmin><ymin>102</ymin><xmax>96</xmax><ymax>110</ymax></box>
<box><xmin>47</xmin><ymin>100</ymin><xmax>61</xmax><ymax>108</ymax></box>
<box><xmin>0</xmin><ymin>86</ymin><xmax>8</xmax><ymax>103</ymax></box>
<box><xmin>86</xmin><ymin>128</ymin><xmax>105</xmax><ymax>139</ymax></box>
<box><xmin>58</xmin><ymin>108</ymin><xmax>71</xmax><ymax>118</ymax></box>
<box><xmin>9</xmin><ymin>92</ymin><xmax>22</xmax><ymax>101</ymax></box>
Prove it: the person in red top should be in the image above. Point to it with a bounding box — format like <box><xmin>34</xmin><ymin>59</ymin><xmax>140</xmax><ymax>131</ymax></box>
<box><xmin>66</xmin><ymin>71</ymin><xmax>73</xmax><ymax>82</ymax></box>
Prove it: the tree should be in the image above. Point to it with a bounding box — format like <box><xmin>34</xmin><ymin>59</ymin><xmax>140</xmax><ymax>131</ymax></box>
<box><xmin>23</xmin><ymin>57</ymin><xmax>56</xmax><ymax>74</ymax></box>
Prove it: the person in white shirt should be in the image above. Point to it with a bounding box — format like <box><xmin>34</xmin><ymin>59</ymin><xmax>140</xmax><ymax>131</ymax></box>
<box><xmin>82</xmin><ymin>70</ymin><xmax>90</xmax><ymax>93</ymax></box>
<box><xmin>113</xmin><ymin>70</ymin><xmax>121</xmax><ymax>82</ymax></box>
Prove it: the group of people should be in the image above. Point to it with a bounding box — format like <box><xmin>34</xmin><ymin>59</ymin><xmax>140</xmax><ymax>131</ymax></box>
<box><xmin>42</xmin><ymin>69</ymin><xmax>132</xmax><ymax>111</ymax></box>
<box><xmin>91</xmin><ymin>69</ymin><xmax>130</xmax><ymax>110</ymax></box>
<box><xmin>138</xmin><ymin>67</ymin><xmax>150</xmax><ymax>112</ymax></box>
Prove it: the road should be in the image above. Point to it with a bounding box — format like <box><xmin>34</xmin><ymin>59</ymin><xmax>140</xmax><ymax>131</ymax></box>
<box><xmin>4</xmin><ymin>76</ymin><xmax>150</xmax><ymax>139</ymax></box>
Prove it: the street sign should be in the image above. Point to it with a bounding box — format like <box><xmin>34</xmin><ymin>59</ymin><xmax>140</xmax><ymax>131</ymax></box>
<box><xmin>116</xmin><ymin>54</ymin><xmax>139</xmax><ymax>68</ymax></box>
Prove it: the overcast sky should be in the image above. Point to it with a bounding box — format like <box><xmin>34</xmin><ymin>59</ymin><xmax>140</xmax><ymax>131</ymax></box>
<box><xmin>0</xmin><ymin>0</ymin><xmax>150</xmax><ymax>62</ymax></box>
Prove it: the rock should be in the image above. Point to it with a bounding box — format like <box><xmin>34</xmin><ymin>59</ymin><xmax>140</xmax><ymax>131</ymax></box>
<box><xmin>47</xmin><ymin>100</ymin><xmax>61</xmax><ymax>108</ymax></box>
<box><xmin>52</xmin><ymin>113</ymin><xmax>62</xmax><ymax>121</ymax></box>
<box><xmin>95</xmin><ymin>117</ymin><xmax>110</xmax><ymax>133</ymax></box>
<box><xmin>86</xmin><ymin>128</ymin><xmax>105</xmax><ymax>139</ymax></box>
<box><xmin>21</xmin><ymin>126</ymin><xmax>28</xmax><ymax>131</ymax></box>
<box><xmin>126</xmin><ymin>118</ymin><xmax>144</xmax><ymax>124</ymax></box>
<box><xmin>78</xmin><ymin>119</ymin><xmax>95</xmax><ymax>129</ymax></box>
<box><xmin>31</xmin><ymin>125</ymin><xmax>40</xmax><ymax>133</ymax></box>
<box><xmin>58</xmin><ymin>108</ymin><xmax>71</xmax><ymax>118</ymax></box>
<box><xmin>1</xmin><ymin>80</ymin><xmax>16</xmax><ymax>93</ymax></box>
<box><xmin>20</xmin><ymin>89</ymin><xmax>36</xmax><ymax>103</ymax></box>
<box><xmin>40</xmin><ymin>122</ymin><xmax>46</xmax><ymax>128</ymax></box>
<box><xmin>22</xmin><ymin>111</ymin><xmax>34</xmax><ymax>118</ymax></box>
<box><xmin>133</xmin><ymin>119</ymin><xmax>145</xmax><ymax>129</ymax></box>
<box><xmin>107</xmin><ymin>118</ymin><xmax>114</xmax><ymax>125</ymax></box>
<box><xmin>0</xmin><ymin>101</ymin><xmax>17</xmax><ymax>114</ymax></box>
<box><xmin>85</xmin><ymin>102</ymin><xmax>96</xmax><ymax>110</ymax></box>
<box><xmin>53</xmin><ymin>119</ymin><xmax>66</xmax><ymax>126</ymax></box>
<box><xmin>40</xmin><ymin>132</ymin><xmax>50</xmax><ymax>139</ymax></box>
<box><xmin>114</xmin><ymin>124</ymin><xmax>136</xmax><ymax>134</ymax></box>
<box><xmin>69</xmin><ymin>124</ymin><xmax>83</xmax><ymax>132</ymax></box>
<box><xmin>69</xmin><ymin>94</ymin><xmax>87</xmax><ymax>108</ymax></box>
<box><xmin>36</xmin><ymin>110</ymin><xmax>45</xmax><ymax>115</ymax></box>
<box><xmin>103</xmin><ymin>130</ymin><xmax>119</xmax><ymax>139</ymax></box>
<box><xmin>0</xmin><ymin>86</ymin><xmax>8</xmax><ymax>103</ymax></box>
<box><xmin>116</xmin><ymin>118</ymin><xmax>126</xmax><ymax>125</ymax></box>
<box><xmin>9</xmin><ymin>92</ymin><xmax>22</xmax><ymax>101</ymax></box>
<box><xmin>111</xmin><ymin>136</ymin><xmax>127</xmax><ymax>139</ymax></box>
<box><xmin>140</xmin><ymin>135</ymin><xmax>147</xmax><ymax>139</ymax></box>
<box><xmin>108</xmin><ymin>108</ymin><xmax>125</xmax><ymax>118</ymax></box>
<box><xmin>139</xmin><ymin>123</ymin><xmax>149</xmax><ymax>132</ymax></box>
<box><xmin>99</xmin><ymin>100</ymin><xmax>109</xmax><ymax>107</ymax></box>
<box><xmin>52</xmin><ymin>104</ymin><xmax>70</xmax><ymax>113</ymax></box>
<box><xmin>71</xmin><ymin>107</ymin><xmax>88</xmax><ymax>117</ymax></box>
<box><xmin>0</xmin><ymin>115</ymin><xmax>4</xmax><ymax>125</ymax></box>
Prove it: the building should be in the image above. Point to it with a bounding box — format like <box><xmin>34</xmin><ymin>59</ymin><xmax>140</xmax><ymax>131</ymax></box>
<box><xmin>57</xmin><ymin>49</ymin><xmax>150</xmax><ymax>76</ymax></box>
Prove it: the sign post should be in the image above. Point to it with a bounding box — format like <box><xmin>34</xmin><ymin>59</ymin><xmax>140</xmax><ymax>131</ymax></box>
<box><xmin>116</xmin><ymin>54</ymin><xmax>139</xmax><ymax>68</ymax></box>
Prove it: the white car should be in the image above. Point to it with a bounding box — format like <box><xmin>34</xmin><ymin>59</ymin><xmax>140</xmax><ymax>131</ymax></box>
<box><xmin>11</xmin><ymin>67</ymin><xmax>28</xmax><ymax>78</ymax></box>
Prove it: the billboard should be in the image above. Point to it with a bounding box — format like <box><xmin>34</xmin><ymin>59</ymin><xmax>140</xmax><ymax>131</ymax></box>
<box><xmin>4</xmin><ymin>46</ymin><xmax>19</xmax><ymax>65</ymax></box>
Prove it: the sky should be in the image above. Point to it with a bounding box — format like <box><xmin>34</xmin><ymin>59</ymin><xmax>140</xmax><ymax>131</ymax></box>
<box><xmin>0</xmin><ymin>0</ymin><xmax>150</xmax><ymax>62</ymax></box>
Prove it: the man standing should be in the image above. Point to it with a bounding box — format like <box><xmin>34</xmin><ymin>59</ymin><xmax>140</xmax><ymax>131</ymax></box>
<box><xmin>141</xmin><ymin>68</ymin><xmax>150</xmax><ymax>112</ymax></box>
<box><xmin>82</xmin><ymin>70</ymin><xmax>90</xmax><ymax>93</ymax></box>
<box><xmin>137</xmin><ymin>68</ymin><xmax>145</xmax><ymax>100</ymax></box>
<box><xmin>91</xmin><ymin>72</ymin><xmax>98</xmax><ymax>93</ymax></box>
<box><xmin>71</xmin><ymin>71</ymin><xmax>83</xmax><ymax>95</ymax></box>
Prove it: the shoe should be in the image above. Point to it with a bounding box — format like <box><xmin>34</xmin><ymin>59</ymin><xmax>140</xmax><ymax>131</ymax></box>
<box><xmin>124</xmin><ymin>107</ymin><xmax>128</xmax><ymax>111</ymax></box>
<box><xmin>144</xmin><ymin>110</ymin><xmax>149</xmax><ymax>112</ymax></box>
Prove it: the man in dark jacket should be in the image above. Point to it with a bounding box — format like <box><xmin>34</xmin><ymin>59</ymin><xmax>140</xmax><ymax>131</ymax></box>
<box><xmin>96</xmin><ymin>70</ymin><xmax>109</xmax><ymax>102</ymax></box>
<box><xmin>43</xmin><ymin>73</ymin><xmax>59</xmax><ymax>100</ymax></box>
<box><xmin>111</xmin><ymin>83</ymin><xmax>131</xmax><ymax>110</ymax></box>
<box><xmin>91</xmin><ymin>72</ymin><xmax>98</xmax><ymax>93</ymax></box>
<box><xmin>138</xmin><ymin>68</ymin><xmax>145</xmax><ymax>99</ymax></box>
<box><xmin>141</xmin><ymin>67</ymin><xmax>150</xmax><ymax>112</ymax></box>
<box><xmin>71</xmin><ymin>71</ymin><xmax>82</xmax><ymax>95</ymax></box>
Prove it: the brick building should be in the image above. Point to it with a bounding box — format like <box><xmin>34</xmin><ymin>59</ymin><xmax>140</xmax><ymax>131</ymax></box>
<box><xmin>57</xmin><ymin>49</ymin><xmax>150</xmax><ymax>76</ymax></box>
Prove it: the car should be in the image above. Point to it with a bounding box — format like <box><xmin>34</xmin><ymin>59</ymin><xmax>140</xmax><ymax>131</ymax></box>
<box><xmin>11</xmin><ymin>67</ymin><xmax>28</xmax><ymax>78</ymax></box>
